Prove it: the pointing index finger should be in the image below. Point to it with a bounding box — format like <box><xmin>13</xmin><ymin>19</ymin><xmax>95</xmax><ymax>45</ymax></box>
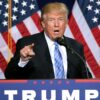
<box><xmin>28</xmin><ymin>43</ymin><xmax>34</xmax><ymax>49</ymax></box>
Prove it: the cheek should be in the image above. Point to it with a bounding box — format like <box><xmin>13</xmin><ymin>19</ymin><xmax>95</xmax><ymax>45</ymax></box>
<box><xmin>44</xmin><ymin>22</ymin><xmax>51</xmax><ymax>28</ymax></box>
<box><xmin>46</xmin><ymin>24</ymin><xmax>54</xmax><ymax>31</ymax></box>
<box><xmin>41</xmin><ymin>21</ymin><xmax>50</xmax><ymax>29</ymax></box>
<box><xmin>61</xmin><ymin>23</ymin><xmax>67</xmax><ymax>29</ymax></box>
<box><xmin>59</xmin><ymin>25</ymin><xmax>67</xmax><ymax>35</ymax></box>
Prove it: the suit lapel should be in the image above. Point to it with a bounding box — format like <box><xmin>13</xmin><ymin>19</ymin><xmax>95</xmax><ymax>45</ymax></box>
<box><xmin>64</xmin><ymin>37</ymin><xmax>75</xmax><ymax>78</ymax></box>
<box><xmin>34</xmin><ymin>32</ymin><xmax>54</xmax><ymax>78</ymax></box>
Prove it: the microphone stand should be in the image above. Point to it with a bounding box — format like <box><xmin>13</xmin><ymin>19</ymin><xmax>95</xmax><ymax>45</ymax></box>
<box><xmin>55</xmin><ymin>37</ymin><xmax>91</xmax><ymax>79</ymax></box>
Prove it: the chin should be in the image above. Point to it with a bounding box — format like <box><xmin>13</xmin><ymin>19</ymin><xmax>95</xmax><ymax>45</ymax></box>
<box><xmin>55</xmin><ymin>35</ymin><xmax>62</xmax><ymax>38</ymax></box>
<box><xmin>52</xmin><ymin>36</ymin><xmax>60</xmax><ymax>41</ymax></box>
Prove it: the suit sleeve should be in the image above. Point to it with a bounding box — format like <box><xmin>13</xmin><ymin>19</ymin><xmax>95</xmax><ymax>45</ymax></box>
<box><xmin>4</xmin><ymin>39</ymin><xmax>27</xmax><ymax>79</ymax></box>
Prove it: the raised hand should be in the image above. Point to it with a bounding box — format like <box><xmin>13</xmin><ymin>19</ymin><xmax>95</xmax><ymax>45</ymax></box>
<box><xmin>20</xmin><ymin>43</ymin><xmax>35</xmax><ymax>61</ymax></box>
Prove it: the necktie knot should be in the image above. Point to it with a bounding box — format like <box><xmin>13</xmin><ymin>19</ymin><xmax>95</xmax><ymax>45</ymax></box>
<box><xmin>54</xmin><ymin>42</ymin><xmax>59</xmax><ymax>49</ymax></box>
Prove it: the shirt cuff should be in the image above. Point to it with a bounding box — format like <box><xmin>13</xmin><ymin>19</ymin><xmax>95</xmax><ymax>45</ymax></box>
<box><xmin>18</xmin><ymin>58</ymin><xmax>29</xmax><ymax>68</ymax></box>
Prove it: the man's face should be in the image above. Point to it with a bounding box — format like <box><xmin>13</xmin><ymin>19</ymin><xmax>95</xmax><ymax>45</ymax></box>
<box><xmin>41</xmin><ymin>12</ymin><xmax>68</xmax><ymax>40</ymax></box>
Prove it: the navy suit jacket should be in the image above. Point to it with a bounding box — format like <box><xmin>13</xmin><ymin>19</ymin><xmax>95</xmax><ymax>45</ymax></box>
<box><xmin>5</xmin><ymin>32</ymin><xmax>92</xmax><ymax>79</ymax></box>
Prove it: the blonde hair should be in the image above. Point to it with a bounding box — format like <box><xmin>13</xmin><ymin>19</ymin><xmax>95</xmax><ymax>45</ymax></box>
<box><xmin>41</xmin><ymin>2</ymin><xmax>69</xmax><ymax>21</ymax></box>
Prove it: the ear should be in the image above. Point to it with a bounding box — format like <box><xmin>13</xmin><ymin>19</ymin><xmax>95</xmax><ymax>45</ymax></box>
<box><xmin>66</xmin><ymin>23</ymin><xmax>68</xmax><ymax>27</ymax></box>
<box><xmin>41</xmin><ymin>21</ymin><xmax>45</xmax><ymax>28</ymax></box>
<box><xmin>66</xmin><ymin>20</ymin><xmax>68</xmax><ymax>27</ymax></box>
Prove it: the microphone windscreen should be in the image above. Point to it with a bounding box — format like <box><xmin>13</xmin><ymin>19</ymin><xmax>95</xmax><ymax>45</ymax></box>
<box><xmin>55</xmin><ymin>37</ymin><xmax>65</xmax><ymax>46</ymax></box>
<box><xmin>55</xmin><ymin>37</ymin><xmax>70</xmax><ymax>50</ymax></box>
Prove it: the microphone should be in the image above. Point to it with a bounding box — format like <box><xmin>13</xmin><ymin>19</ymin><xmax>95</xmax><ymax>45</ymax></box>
<box><xmin>55</xmin><ymin>37</ymin><xmax>91</xmax><ymax>78</ymax></box>
<box><xmin>55</xmin><ymin>37</ymin><xmax>71</xmax><ymax>50</ymax></box>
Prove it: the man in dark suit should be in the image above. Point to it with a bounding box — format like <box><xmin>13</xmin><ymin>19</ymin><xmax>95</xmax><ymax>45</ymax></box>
<box><xmin>5</xmin><ymin>2</ymin><xmax>92</xmax><ymax>79</ymax></box>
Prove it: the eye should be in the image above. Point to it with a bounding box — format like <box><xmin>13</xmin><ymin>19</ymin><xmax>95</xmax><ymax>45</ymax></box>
<box><xmin>59</xmin><ymin>18</ymin><xmax>65</xmax><ymax>21</ymax></box>
<box><xmin>48</xmin><ymin>18</ymin><xmax>55</xmax><ymax>22</ymax></box>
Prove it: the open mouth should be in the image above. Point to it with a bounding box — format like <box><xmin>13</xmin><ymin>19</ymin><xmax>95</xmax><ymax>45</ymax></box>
<box><xmin>54</xmin><ymin>30</ymin><xmax>59</xmax><ymax>34</ymax></box>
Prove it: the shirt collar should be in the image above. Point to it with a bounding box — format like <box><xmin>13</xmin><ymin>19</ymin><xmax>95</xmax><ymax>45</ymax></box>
<box><xmin>44</xmin><ymin>32</ymin><xmax>55</xmax><ymax>47</ymax></box>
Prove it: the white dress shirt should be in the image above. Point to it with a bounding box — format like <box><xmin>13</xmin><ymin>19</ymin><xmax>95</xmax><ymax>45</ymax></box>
<box><xmin>18</xmin><ymin>33</ymin><xmax>68</xmax><ymax>78</ymax></box>
<box><xmin>44</xmin><ymin>33</ymin><xmax>68</xmax><ymax>79</ymax></box>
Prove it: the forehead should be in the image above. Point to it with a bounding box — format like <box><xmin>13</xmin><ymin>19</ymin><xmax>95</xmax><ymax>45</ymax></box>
<box><xmin>44</xmin><ymin>11</ymin><xmax>66</xmax><ymax>18</ymax></box>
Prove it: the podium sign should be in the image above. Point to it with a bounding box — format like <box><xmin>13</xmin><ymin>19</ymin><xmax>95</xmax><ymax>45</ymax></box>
<box><xmin>0</xmin><ymin>80</ymin><xmax>100</xmax><ymax>100</ymax></box>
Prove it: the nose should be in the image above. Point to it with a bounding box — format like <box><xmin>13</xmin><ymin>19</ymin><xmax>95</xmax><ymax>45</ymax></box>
<box><xmin>54</xmin><ymin>19</ymin><xmax>59</xmax><ymax>27</ymax></box>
